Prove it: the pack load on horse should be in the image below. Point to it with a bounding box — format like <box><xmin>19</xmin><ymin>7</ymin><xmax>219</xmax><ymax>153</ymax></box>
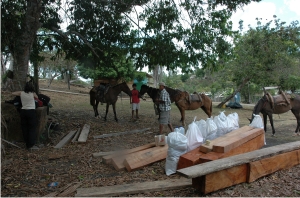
<box><xmin>249</xmin><ymin>87</ymin><xmax>300</xmax><ymax>136</ymax></box>
<box><xmin>174</xmin><ymin>91</ymin><xmax>212</xmax><ymax>126</ymax></box>
<box><xmin>89</xmin><ymin>81</ymin><xmax>132</xmax><ymax>122</ymax></box>
<box><xmin>139</xmin><ymin>84</ymin><xmax>212</xmax><ymax>126</ymax></box>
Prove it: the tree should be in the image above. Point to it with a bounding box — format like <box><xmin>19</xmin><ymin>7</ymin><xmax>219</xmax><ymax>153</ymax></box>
<box><xmin>1</xmin><ymin>0</ymin><xmax>260</xmax><ymax>91</ymax></box>
<box><xmin>216</xmin><ymin>17</ymin><xmax>300</xmax><ymax>107</ymax></box>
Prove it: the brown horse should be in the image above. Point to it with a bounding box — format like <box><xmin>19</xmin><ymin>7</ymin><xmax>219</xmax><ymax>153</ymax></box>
<box><xmin>89</xmin><ymin>82</ymin><xmax>132</xmax><ymax>122</ymax></box>
<box><xmin>140</xmin><ymin>85</ymin><xmax>212</xmax><ymax>125</ymax></box>
<box><xmin>174</xmin><ymin>91</ymin><xmax>212</xmax><ymax>126</ymax></box>
<box><xmin>249</xmin><ymin>92</ymin><xmax>300</xmax><ymax>136</ymax></box>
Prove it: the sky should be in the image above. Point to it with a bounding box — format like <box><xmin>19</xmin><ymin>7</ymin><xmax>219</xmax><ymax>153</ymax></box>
<box><xmin>230</xmin><ymin>0</ymin><xmax>300</xmax><ymax>31</ymax></box>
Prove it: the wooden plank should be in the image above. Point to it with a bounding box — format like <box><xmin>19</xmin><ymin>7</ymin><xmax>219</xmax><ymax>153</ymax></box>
<box><xmin>248</xmin><ymin>150</ymin><xmax>300</xmax><ymax>182</ymax></box>
<box><xmin>124</xmin><ymin>145</ymin><xmax>168</xmax><ymax>172</ymax></box>
<box><xmin>192</xmin><ymin>164</ymin><xmax>248</xmax><ymax>194</ymax></box>
<box><xmin>57</xmin><ymin>182</ymin><xmax>82</xmax><ymax>197</ymax></box>
<box><xmin>71</xmin><ymin>128</ymin><xmax>81</xmax><ymax>142</ymax></box>
<box><xmin>177</xmin><ymin>147</ymin><xmax>206</xmax><ymax>170</ymax></box>
<box><xmin>199</xmin><ymin>133</ymin><xmax>265</xmax><ymax>163</ymax></box>
<box><xmin>54</xmin><ymin>130</ymin><xmax>77</xmax><ymax>149</ymax></box>
<box><xmin>93</xmin><ymin>128</ymin><xmax>151</xmax><ymax>139</ymax></box>
<box><xmin>92</xmin><ymin>151</ymin><xmax>118</xmax><ymax>158</ymax></box>
<box><xmin>103</xmin><ymin>142</ymin><xmax>156</xmax><ymax>164</ymax></box>
<box><xmin>212</xmin><ymin>128</ymin><xmax>263</xmax><ymax>153</ymax></box>
<box><xmin>78</xmin><ymin>124</ymin><xmax>90</xmax><ymax>143</ymax></box>
<box><xmin>75</xmin><ymin>178</ymin><xmax>191</xmax><ymax>197</ymax></box>
<box><xmin>111</xmin><ymin>157</ymin><xmax>126</xmax><ymax>171</ymax></box>
<box><xmin>199</xmin><ymin>126</ymin><xmax>254</xmax><ymax>153</ymax></box>
<box><xmin>177</xmin><ymin>141</ymin><xmax>300</xmax><ymax>179</ymax></box>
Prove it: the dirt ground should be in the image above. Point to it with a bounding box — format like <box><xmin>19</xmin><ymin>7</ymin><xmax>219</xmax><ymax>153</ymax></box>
<box><xmin>1</xmin><ymin>80</ymin><xmax>300</xmax><ymax>197</ymax></box>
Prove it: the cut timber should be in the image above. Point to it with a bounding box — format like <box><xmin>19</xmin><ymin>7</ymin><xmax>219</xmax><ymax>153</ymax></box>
<box><xmin>71</xmin><ymin>128</ymin><xmax>81</xmax><ymax>142</ymax></box>
<box><xmin>199</xmin><ymin>133</ymin><xmax>265</xmax><ymax>163</ymax></box>
<box><xmin>248</xmin><ymin>150</ymin><xmax>300</xmax><ymax>182</ymax></box>
<box><xmin>54</xmin><ymin>130</ymin><xmax>77</xmax><ymax>149</ymax></box>
<box><xmin>124</xmin><ymin>145</ymin><xmax>168</xmax><ymax>171</ymax></box>
<box><xmin>199</xmin><ymin>126</ymin><xmax>254</xmax><ymax>153</ymax></box>
<box><xmin>212</xmin><ymin>128</ymin><xmax>263</xmax><ymax>153</ymax></box>
<box><xmin>177</xmin><ymin>141</ymin><xmax>300</xmax><ymax>179</ymax></box>
<box><xmin>177</xmin><ymin>147</ymin><xmax>206</xmax><ymax>170</ymax></box>
<box><xmin>75</xmin><ymin>178</ymin><xmax>191</xmax><ymax>197</ymax></box>
<box><xmin>93</xmin><ymin>128</ymin><xmax>151</xmax><ymax>139</ymax></box>
<box><xmin>111</xmin><ymin>157</ymin><xmax>126</xmax><ymax>171</ymax></box>
<box><xmin>78</xmin><ymin>124</ymin><xmax>90</xmax><ymax>143</ymax></box>
<box><xmin>192</xmin><ymin>164</ymin><xmax>248</xmax><ymax>194</ymax></box>
<box><xmin>103</xmin><ymin>142</ymin><xmax>156</xmax><ymax>164</ymax></box>
<box><xmin>92</xmin><ymin>151</ymin><xmax>118</xmax><ymax>158</ymax></box>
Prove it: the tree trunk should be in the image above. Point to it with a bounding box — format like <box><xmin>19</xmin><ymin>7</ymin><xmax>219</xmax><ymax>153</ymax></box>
<box><xmin>11</xmin><ymin>0</ymin><xmax>42</xmax><ymax>91</ymax></box>
<box><xmin>33</xmin><ymin>61</ymin><xmax>39</xmax><ymax>93</ymax></box>
<box><xmin>216</xmin><ymin>78</ymin><xmax>250</xmax><ymax>108</ymax></box>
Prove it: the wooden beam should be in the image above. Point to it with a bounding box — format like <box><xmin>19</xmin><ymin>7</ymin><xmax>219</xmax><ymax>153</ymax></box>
<box><xmin>92</xmin><ymin>151</ymin><xmax>119</xmax><ymax>158</ymax></box>
<box><xmin>177</xmin><ymin>147</ymin><xmax>206</xmax><ymax>170</ymax></box>
<box><xmin>212</xmin><ymin>128</ymin><xmax>263</xmax><ymax>153</ymax></box>
<box><xmin>93</xmin><ymin>128</ymin><xmax>151</xmax><ymax>139</ymax></box>
<box><xmin>248</xmin><ymin>150</ymin><xmax>300</xmax><ymax>182</ymax></box>
<box><xmin>71</xmin><ymin>128</ymin><xmax>81</xmax><ymax>142</ymax></box>
<box><xmin>111</xmin><ymin>157</ymin><xmax>126</xmax><ymax>171</ymax></box>
<box><xmin>40</xmin><ymin>88</ymin><xmax>88</xmax><ymax>96</ymax></box>
<box><xmin>199</xmin><ymin>126</ymin><xmax>254</xmax><ymax>153</ymax></box>
<box><xmin>177</xmin><ymin>141</ymin><xmax>300</xmax><ymax>179</ymax></box>
<box><xmin>124</xmin><ymin>145</ymin><xmax>168</xmax><ymax>172</ymax></box>
<box><xmin>75</xmin><ymin>178</ymin><xmax>191</xmax><ymax>197</ymax></box>
<box><xmin>78</xmin><ymin>124</ymin><xmax>90</xmax><ymax>143</ymax></box>
<box><xmin>103</xmin><ymin>142</ymin><xmax>156</xmax><ymax>164</ymax></box>
<box><xmin>199</xmin><ymin>133</ymin><xmax>265</xmax><ymax>163</ymax></box>
<box><xmin>192</xmin><ymin>164</ymin><xmax>248</xmax><ymax>194</ymax></box>
<box><xmin>54</xmin><ymin>130</ymin><xmax>77</xmax><ymax>149</ymax></box>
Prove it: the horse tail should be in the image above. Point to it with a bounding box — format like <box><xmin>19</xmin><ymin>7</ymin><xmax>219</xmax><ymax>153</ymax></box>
<box><xmin>89</xmin><ymin>88</ymin><xmax>96</xmax><ymax>106</ymax></box>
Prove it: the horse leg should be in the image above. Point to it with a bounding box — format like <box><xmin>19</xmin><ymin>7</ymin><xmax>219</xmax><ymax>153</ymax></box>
<box><xmin>112</xmin><ymin>103</ymin><xmax>118</xmax><ymax>122</ymax></box>
<box><xmin>104</xmin><ymin>103</ymin><xmax>109</xmax><ymax>121</ymax></box>
<box><xmin>291</xmin><ymin>109</ymin><xmax>300</xmax><ymax>134</ymax></box>
<box><xmin>179</xmin><ymin>108</ymin><xmax>186</xmax><ymax>127</ymax></box>
<box><xmin>94</xmin><ymin>100</ymin><xmax>99</xmax><ymax>118</ymax></box>
<box><xmin>268</xmin><ymin>114</ymin><xmax>276</xmax><ymax>136</ymax></box>
<box><xmin>263</xmin><ymin>113</ymin><xmax>267</xmax><ymax>133</ymax></box>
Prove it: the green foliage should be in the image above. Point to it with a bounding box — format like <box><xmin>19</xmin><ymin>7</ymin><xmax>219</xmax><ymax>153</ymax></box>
<box><xmin>134</xmin><ymin>72</ymin><xmax>147</xmax><ymax>82</ymax></box>
<box><xmin>180</xmin><ymin>74</ymin><xmax>190</xmax><ymax>82</ymax></box>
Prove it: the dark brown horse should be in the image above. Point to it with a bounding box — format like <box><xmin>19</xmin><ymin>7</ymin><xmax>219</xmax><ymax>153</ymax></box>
<box><xmin>249</xmin><ymin>92</ymin><xmax>300</xmax><ymax>136</ymax></box>
<box><xmin>139</xmin><ymin>85</ymin><xmax>212</xmax><ymax>125</ymax></box>
<box><xmin>174</xmin><ymin>91</ymin><xmax>212</xmax><ymax>126</ymax></box>
<box><xmin>89</xmin><ymin>82</ymin><xmax>132</xmax><ymax>122</ymax></box>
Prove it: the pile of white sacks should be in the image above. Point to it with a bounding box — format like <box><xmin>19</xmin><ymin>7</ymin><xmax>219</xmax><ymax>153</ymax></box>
<box><xmin>165</xmin><ymin>111</ymin><xmax>240</xmax><ymax>176</ymax></box>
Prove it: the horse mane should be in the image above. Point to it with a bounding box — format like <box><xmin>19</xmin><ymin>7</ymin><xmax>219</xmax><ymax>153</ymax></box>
<box><xmin>253</xmin><ymin>97</ymin><xmax>265</xmax><ymax>115</ymax></box>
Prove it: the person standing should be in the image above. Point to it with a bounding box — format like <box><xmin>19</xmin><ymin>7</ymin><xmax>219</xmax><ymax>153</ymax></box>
<box><xmin>156</xmin><ymin>82</ymin><xmax>174</xmax><ymax>134</ymax></box>
<box><xmin>130</xmin><ymin>83</ymin><xmax>143</xmax><ymax>119</ymax></box>
<box><xmin>12</xmin><ymin>81</ymin><xmax>39</xmax><ymax>150</ymax></box>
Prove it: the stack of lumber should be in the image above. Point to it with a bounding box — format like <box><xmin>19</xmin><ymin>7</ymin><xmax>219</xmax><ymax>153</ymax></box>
<box><xmin>93</xmin><ymin>142</ymin><xmax>168</xmax><ymax>172</ymax></box>
<box><xmin>54</xmin><ymin>124</ymin><xmax>90</xmax><ymax>149</ymax></box>
<box><xmin>177</xmin><ymin>126</ymin><xmax>265</xmax><ymax>169</ymax></box>
<box><xmin>178</xmin><ymin>141</ymin><xmax>300</xmax><ymax>194</ymax></box>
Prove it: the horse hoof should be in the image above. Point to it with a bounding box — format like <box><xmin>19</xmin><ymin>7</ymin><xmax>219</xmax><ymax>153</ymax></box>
<box><xmin>272</xmin><ymin>134</ymin><xmax>275</xmax><ymax>137</ymax></box>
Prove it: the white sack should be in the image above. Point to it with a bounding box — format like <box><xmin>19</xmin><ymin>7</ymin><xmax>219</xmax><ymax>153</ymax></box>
<box><xmin>185</xmin><ymin>117</ymin><xmax>203</xmax><ymax>152</ymax></box>
<box><xmin>195</xmin><ymin>119</ymin><xmax>207</xmax><ymax>141</ymax></box>
<box><xmin>213</xmin><ymin>111</ymin><xmax>229</xmax><ymax>137</ymax></box>
<box><xmin>227</xmin><ymin>112</ymin><xmax>239</xmax><ymax>131</ymax></box>
<box><xmin>249</xmin><ymin>114</ymin><xmax>266</xmax><ymax>145</ymax></box>
<box><xmin>206</xmin><ymin>117</ymin><xmax>218</xmax><ymax>140</ymax></box>
<box><xmin>165</xmin><ymin>132</ymin><xmax>188</xmax><ymax>176</ymax></box>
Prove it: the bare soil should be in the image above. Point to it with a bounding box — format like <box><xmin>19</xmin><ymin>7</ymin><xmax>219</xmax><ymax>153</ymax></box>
<box><xmin>1</xmin><ymin>79</ymin><xmax>300</xmax><ymax>197</ymax></box>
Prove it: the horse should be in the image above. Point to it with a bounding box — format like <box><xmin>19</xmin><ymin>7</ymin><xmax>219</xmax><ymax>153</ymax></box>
<box><xmin>249</xmin><ymin>92</ymin><xmax>300</xmax><ymax>136</ymax></box>
<box><xmin>139</xmin><ymin>85</ymin><xmax>212</xmax><ymax>126</ymax></box>
<box><xmin>89</xmin><ymin>81</ymin><xmax>132</xmax><ymax>122</ymax></box>
<box><xmin>174</xmin><ymin>91</ymin><xmax>212</xmax><ymax>126</ymax></box>
<box><xmin>139</xmin><ymin>85</ymin><xmax>181</xmax><ymax>118</ymax></box>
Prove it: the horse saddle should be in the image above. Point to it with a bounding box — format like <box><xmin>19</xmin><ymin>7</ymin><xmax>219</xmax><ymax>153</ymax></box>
<box><xmin>266</xmin><ymin>91</ymin><xmax>291</xmax><ymax>110</ymax></box>
<box><xmin>187</xmin><ymin>92</ymin><xmax>202</xmax><ymax>103</ymax></box>
<box><xmin>96</xmin><ymin>84</ymin><xmax>110</xmax><ymax>103</ymax></box>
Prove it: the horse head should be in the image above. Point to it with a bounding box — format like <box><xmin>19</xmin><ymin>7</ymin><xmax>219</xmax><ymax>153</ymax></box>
<box><xmin>139</xmin><ymin>85</ymin><xmax>148</xmax><ymax>96</ymax></box>
<box><xmin>248</xmin><ymin>94</ymin><xmax>268</xmax><ymax>123</ymax></box>
<box><xmin>119</xmin><ymin>82</ymin><xmax>132</xmax><ymax>96</ymax></box>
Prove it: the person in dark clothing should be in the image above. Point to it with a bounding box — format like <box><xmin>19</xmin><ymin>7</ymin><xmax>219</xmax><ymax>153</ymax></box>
<box><xmin>12</xmin><ymin>82</ymin><xmax>39</xmax><ymax>150</ymax></box>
